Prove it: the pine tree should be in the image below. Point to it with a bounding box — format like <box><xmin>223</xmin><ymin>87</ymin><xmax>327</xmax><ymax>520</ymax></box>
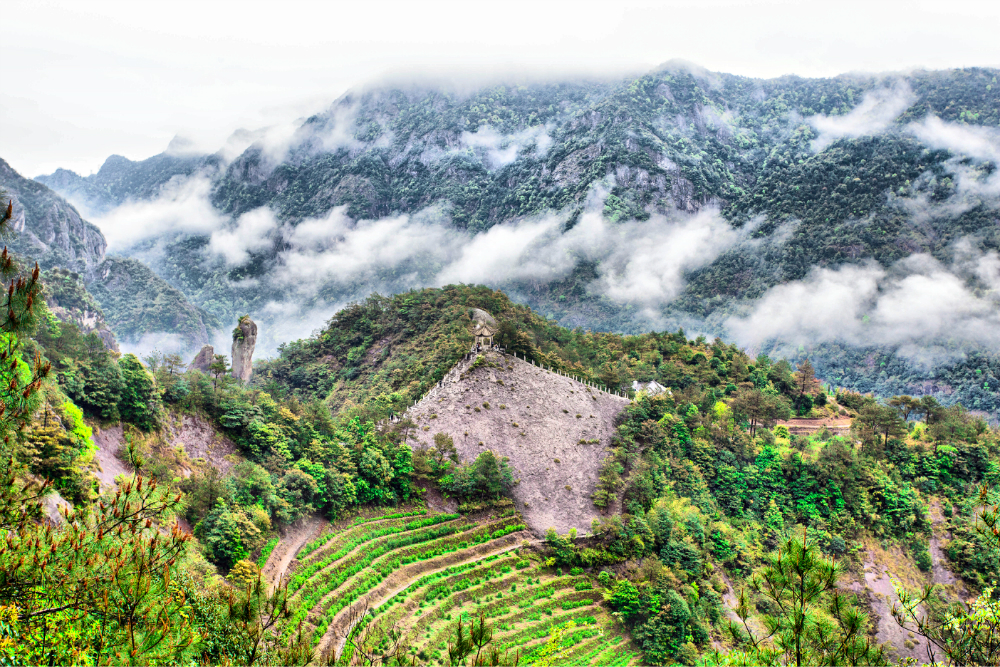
<box><xmin>794</xmin><ymin>359</ymin><xmax>819</xmax><ymax>397</ymax></box>
<box><xmin>0</xmin><ymin>195</ymin><xmax>50</xmax><ymax>446</ymax></box>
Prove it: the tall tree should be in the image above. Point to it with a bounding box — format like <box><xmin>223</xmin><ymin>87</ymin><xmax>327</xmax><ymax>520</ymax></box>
<box><xmin>731</xmin><ymin>388</ymin><xmax>791</xmax><ymax>438</ymax></box>
<box><xmin>794</xmin><ymin>359</ymin><xmax>819</xmax><ymax>397</ymax></box>
<box><xmin>888</xmin><ymin>395</ymin><xmax>919</xmax><ymax>422</ymax></box>
<box><xmin>0</xmin><ymin>196</ymin><xmax>50</xmax><ymax>444</ymax></box>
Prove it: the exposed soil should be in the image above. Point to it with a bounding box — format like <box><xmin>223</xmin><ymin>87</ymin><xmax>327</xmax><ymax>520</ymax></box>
<box><xmin>775</xmin><ymin>417</ymin><xmax>852</xmax><ymax>435</ymax></box>
<box><xmin>406</xmin><ymin>351</ymin><xmax>629</xmax><ymax>535</ymax></box>
<box><xmin>164</xmin><ymin>413</ymin><xmax>239</xmax><ymax>476</ymax></box>
<box><xmin>41</xmin><ymin>489</ymin><xmax>70</xmax><ymax>525</ymax></box>
<box><xmin>856</xmin><ymin>557</ymin><xmax>931</xmax><ymax>664</ymax></box>
<box><xmin>92</xmin><ymin>424</ymin><xmax>133</xmax><ymax>492</ymax></box>
<box><xmin>262</xmin><ymin>513</ymin><xmax>328</xmax><ymax>591</ymax></box>
<box><xmin>844</xmin><ymin>540</ymin><xmax>949</xmax><ymax>665</ymax></box>
<box><xmin>422</xmin><ymin>485</ymin><xmax>459</xmax><ymax>514</ymax></box>
<box><xmin>927</xmin><ymin>502</ymin><xmax>964</xmax><ymax>590</ymax></box>
<box><xmin>89</xmin><ymin>413</ymin><xmax>238</xmax><ymax>493</ymax></box>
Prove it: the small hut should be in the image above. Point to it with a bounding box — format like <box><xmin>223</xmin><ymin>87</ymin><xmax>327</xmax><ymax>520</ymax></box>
<box><xmin>469</xmin><ymin>308</ymin><xmax>499</xmax><ymax>349</ymax></box>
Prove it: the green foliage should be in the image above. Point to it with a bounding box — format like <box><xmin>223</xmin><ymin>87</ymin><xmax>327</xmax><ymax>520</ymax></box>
<box><xmin>724</xmin><ymin>532</ymin><xmax>887</xmax><ymax>666</ymax></box>
<box><xmin>440</xmin><ymin>449</ymin><xmax>515</xmax><ymax>500</ymax></box>
<box><xmin>117</xmin><ymin>353</ymin><xmax>160</xmax><ymax>430</ymax></box>
<box><xmin>0</xmin><ymin>463</ymin><xmax>200</xmax><ymax>664</ymax></box>
<box><xmin>197</xmin><ymin>499</ymin><xmax>252</xmax><ymax>569</ymax></box>
<box><xmin>256</xmin><ymin>537</ymin><xmax>279</xmax><ymax>569</ymax></box>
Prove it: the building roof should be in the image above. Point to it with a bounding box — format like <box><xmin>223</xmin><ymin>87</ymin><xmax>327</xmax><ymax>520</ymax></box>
<box><xmin>474</xmin><ymin>323</ymin><xmax>498</xmax><ymax>337</ymax></box>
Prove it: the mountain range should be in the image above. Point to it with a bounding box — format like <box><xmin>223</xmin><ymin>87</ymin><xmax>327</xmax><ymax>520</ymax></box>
<box><xmin>9</xmin><ymin>61</ymin><xmax>1000</xmax><ymax>413</ymax></box>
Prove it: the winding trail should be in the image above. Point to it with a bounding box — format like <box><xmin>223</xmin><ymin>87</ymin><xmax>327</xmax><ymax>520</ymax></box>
<box><xmin>262</xmin><ymin>514</ymin><xmax>328</xmax><ymax>592</ymax></box>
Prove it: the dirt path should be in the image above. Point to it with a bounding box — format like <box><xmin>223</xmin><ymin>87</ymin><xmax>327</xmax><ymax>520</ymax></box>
<box><xmin>927</xmin><ymin>502</ymin><xmax>964</xmax><ymax>590</ymax></box>
<box><xmin>316</xmin><ymin>530</ymin><xmax>532</xmax><ymax>660</ymax></box>
<box><xmin>262</xmin><ymin>514</ymin><xmax>328</xmax><ymax>591</ymax></box>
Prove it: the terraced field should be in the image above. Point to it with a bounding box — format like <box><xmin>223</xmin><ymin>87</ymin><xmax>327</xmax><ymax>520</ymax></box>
<box><xmin>274</xmin><ymin>509</ymin><xmax>638</xmax><ymax>665</ymax></box>
<box><xmin>280</xmin><ymin>507</ymin><xmax>638</xmax><ymax>665</ymax></box>
<box><xmin>360</xmin><ymin>557</ymin><xmax>639</xmax><ymax>666</ymax></box>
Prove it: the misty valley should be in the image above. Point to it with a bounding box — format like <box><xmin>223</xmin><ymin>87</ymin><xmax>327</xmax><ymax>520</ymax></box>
<box><xmin>5</xmin><ymin>62</ymin><xmax>1000</xmax><ymax>666</ymax></box>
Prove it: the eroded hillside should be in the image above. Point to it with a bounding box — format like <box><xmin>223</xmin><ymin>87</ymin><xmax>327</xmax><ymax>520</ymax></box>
<box><xmin>407</xmin><ymin>350</ymin><xmax>629</xmax><ymax>534</ymax></box>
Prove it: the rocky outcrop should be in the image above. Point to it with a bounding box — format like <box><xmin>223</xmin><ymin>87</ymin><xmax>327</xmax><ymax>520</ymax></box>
<box><xmin>231</xmin><ymin>316</ymin><xmax>257</xmax><ymax>382</ymax></box>
<box><xmin>406</xmin><ymin>350</ymin><xmax>630</xmax><ymax>535</ymax></box>
<box><xmin>189</xmin><ymin>344</ymin><xmax>214</xmax><ymax>373</ymax></box>
<box><xmin>0</xmin><ymin>158</ymin><xmax>107</xmax><ymax>279</ymax></box>
<box><xmin>43</xmin><ymin>267</ymin><xmax>119</xmax><ymax>352</ymax></box>
<box><xmin>632</xmin><ymin>380</ymin><xmax>670</xmax><ymax>396</ymax></box>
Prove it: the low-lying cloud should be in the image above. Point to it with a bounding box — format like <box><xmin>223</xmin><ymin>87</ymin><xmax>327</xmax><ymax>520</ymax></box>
<box><xmin>808</xmin><ymin>81</ymin><xmax>915</xmax><ymax>152</ymax></box>
<box><xmin>725</xmin><ymin>247</ymin><xmax>1000</xmax><ymax>364</ymax></box>
<box><xmin>458</xmin><ymin>124</ymin><xmax>553</xmax><ymax>168</ymax></box>
<box><xmin>208</xmin><ymin>207</ymin><xmax>280</xmax><ymax>265</ymax></box>
<box><xmin>92</xmin><ymin>175</ymin><xmax>225</xmax><ymax>250</ymax></box>
<box><xmin>269</xmin><ymin>204</ymin><xmax>748</xmax><ymax>319</ymax></box>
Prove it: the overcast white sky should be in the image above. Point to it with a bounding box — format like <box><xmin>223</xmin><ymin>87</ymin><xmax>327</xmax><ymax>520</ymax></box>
<box><xmin>3</xmin><ymin>0</ymin><xmax>999</xmax><ymax>178</ymax></box>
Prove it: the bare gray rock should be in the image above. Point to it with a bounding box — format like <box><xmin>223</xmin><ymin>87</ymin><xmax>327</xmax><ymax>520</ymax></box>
<box><xmin>231</xmin><ymin>316</ymin><xmax>257</xmax><ymax>382</ymax></box>
<box><xmin>0</xmin><ymin>157</ymin><xmax>107</xmax><ymax>279</ymax></box>
<box><xmin>189</xmin><ymin>344</ymin><xmax>215</xmax><ymax>373</ymax></box>
<box><xmin>406</xmin><ymin>350</ymin><xmax>630</xmax><ymax>536</ymax></box>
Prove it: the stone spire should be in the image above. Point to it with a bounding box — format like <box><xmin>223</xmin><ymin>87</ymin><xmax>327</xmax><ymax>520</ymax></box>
<box><xmin>231</xmin><ymin>315</ymin><xmax>257</xmax><ymax>383</ymax></box>
<box><xmin>189</xmin><ymin>344</ymin><xmax>214</xmax><ymax>373</ymax></box>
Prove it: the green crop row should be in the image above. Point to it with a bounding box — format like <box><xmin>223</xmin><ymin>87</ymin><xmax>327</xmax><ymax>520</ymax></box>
<box><xmin>381</xmin><ymin>554</ymin><xmax>516</xmax><ymax>610</ymax></box>
<box><xmin>561</xmin><ymin>598</ymin><xmax>594</xmax><ymax>611</ymax></box>
<box><xmin>256</xmin><ymin>537</ymin><xmax>279</xmax><ymax>569</ymax></box>
<box><xmin>309</xmin><ymin>520</ymin><xmax>525</xmax><ymax>646</ymax></box>
<box><xmin>289</xmin><ymin>514</ymin><xmax>461</xmax><ymax>592</ymax></box>
<box><xmin>285</xmin><ymin>520</ymin><xmax>474</xmax><ymax>635</ymax></box>
<box><xmin>297</xmin><ymin>508</ymin><xmax>429</xmax><ymax>558</ymax></box>
<box><xmin>420</xmin><ymin>573</ymin><xmax>584</xmax><ymax>649</ymax></box>
<box><xmin>507</xmin><ymin>614</ymin><xmax>599</xmax><ymax>653</ymax></box>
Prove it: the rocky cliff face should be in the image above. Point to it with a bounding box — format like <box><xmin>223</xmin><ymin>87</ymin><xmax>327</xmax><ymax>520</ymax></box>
<box><xmin>87</xmin><ymin>256</ymin><xmax>216</xmax><ymax>350</ymax></box>
<box><xmin>0</xmin><ymin>158</ymin><xmax>107</xmax><ymax>279</ymax></box>
<box><xmin>42</xmin><ymin>268</ymin><xmax>119</xmax><ymax>352</ymax></box>
<box><xmin>189</xmin><ymin>344</ymin><xmax>215</xmax><ymax>373</ymax></box>
<box><xmin>231</xmin><ymin>316</ymin><xmax>257</xmax><ymax>382</ymax></box>
<box><xmin>0</xmin><ymin>158</ymin><xmax>220</xmax><ymax>351</ymax></box>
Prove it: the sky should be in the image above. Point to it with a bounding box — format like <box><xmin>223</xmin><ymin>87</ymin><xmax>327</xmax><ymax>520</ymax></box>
<box><xmin>3</xmin><ymin>0</ymin><xmax>1000</xmax><ymax>178</ymax></box>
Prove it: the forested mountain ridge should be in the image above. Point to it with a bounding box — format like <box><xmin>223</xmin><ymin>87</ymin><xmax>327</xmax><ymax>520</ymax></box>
<box><xmin>0</xmin><ymin>159</ymin><xmax>218</xmax><ymax>349</ymax></box>
<box><xmin>36</xmin><ymin>64</ymin><xmax>1000</xmax><ymax>416</ymax></box>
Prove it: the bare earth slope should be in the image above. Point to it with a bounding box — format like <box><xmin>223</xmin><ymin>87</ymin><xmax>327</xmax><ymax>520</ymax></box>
<box><xmin>407</xmin><ymin>350</ymin><xmax>629</xmax><ymax>535</ymax></box>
